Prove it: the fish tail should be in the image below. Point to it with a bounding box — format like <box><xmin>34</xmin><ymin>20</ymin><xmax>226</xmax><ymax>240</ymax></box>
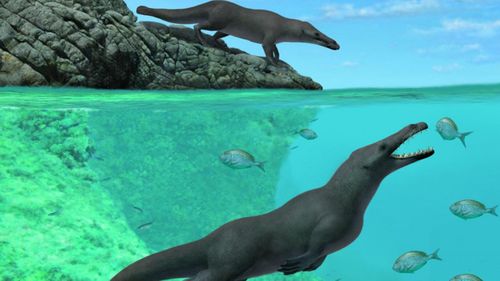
<box><xmin>458</xmin><ymin>131</ymin><xmax>472</xmax><ymax>148</ymax></box>
<box><xmin>255</xmin><ymin>161</ymin><xmax>266</xmax><ymax>172</ymax></box>
<box><xmin>429</xmin><ymin>249</ymin><xmax>442</xmax><ymax>261</ymax></box>
<box><xmin>487</xmin><ymin>205</ymin><xmax>498</xmax><ymax>216</ymax></box>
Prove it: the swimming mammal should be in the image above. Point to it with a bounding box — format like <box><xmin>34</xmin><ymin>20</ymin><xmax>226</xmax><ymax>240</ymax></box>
<box><xmin>136</xmin><ymin>1</ymin><xmax>340</xmax><ymax>65</ymax></box>
<box><xmin>111</xmin><ymin>122</ymin><xmax>434</xmax><ymax>281</ymax></box>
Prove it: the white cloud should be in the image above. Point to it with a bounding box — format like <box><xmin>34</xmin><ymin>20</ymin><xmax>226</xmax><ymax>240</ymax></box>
<box><xmin>341</xmin><ymin>61</ymin><xmax>360</xmax><ymax>67</ymax></box>
<box><xmin>417</xmin><ymin>19</ymin><xmax>500</xmax><ymax>37</ymax></box>
<box><xmin>473</xmin><ymin>54</ymin><xmax>499</xmax><ymax>63</ymax></box>
<box><xmin>442</xmin><ymin>19</ymin><xmax>500</xmax><ymax>36</ymax></box>
<box><xmin>416</xmin><ymin>43</ymin><xmax>482</xmax><ymax>55</ymax></box>
<box><xmin>432</xmin><ymin>63</ymin><xmax>461</xmax><ymax>72</ymax></box>
<box><xmin>322</xmin><ymin>0</ymin><xmax>440</xmax><ymax>19</ymax></box>
<box><xmin>461</xmin><ymin>43</ymin><xmax>482</xmax><ymax>52</ymax></box>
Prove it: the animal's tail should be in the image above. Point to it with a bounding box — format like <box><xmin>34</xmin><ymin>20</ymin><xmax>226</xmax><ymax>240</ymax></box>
<box><xmin>429</xmin><ymin>249</ymin><xmax>442</xmax><ymax>261</ymax></box>
<box><xmin>487</xmin><ymin>205</ymin><xmax>498</xmax><ymax>217</ymax></box>
<box><xmin>137</xmin><ymin>2</ymin><xmax>216</xmax><ymax>24</ymax></box>
<box><xmin>111</xmin><ymin>240</ymin><xmax>207</xmax><ymax>281</ymax></box>
<box><xmin>458</xmin><ymin>131</ymin><xmax>472</xmax><ymax>147</ymax></box>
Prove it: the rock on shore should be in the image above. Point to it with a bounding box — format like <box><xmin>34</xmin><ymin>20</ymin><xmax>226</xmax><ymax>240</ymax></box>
<box><xmin>0</xmin><ymin>0</ymin><xmax>322</xmax><ymax>89</ymax></box>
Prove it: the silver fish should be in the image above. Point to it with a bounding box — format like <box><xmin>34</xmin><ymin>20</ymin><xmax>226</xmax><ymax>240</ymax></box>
<box><xmin>450</xmin><ymin>274</ymin><xmax>483</xmax><ymax>281</ymax></box>
<box><xmin>219</xmin><ymin>149</ymin><xmax>265</xmax><ymax>172</ymax></box>
<box><xmin>137</xmin><ymin>221</ymin><xmax>153</xmax><ymax>230</ymax></box>
<box><xmin>297</xmin><ymin>128</ymin><xmax>318</xmax><ymax>140</ymax></box>
<box><xmin>436</xmin><ymin>117</ymin><xmax>472</xmax><ymax>147</ymax></box>
<box><xmin>392</xmin><ymin>249</ymin><xmax>441</xmax><ymax>273</ymax></box>
<box><xmin>450</xmin><ymin>199</ymin><xmax>497</xmax><ymax>220</ymax></box>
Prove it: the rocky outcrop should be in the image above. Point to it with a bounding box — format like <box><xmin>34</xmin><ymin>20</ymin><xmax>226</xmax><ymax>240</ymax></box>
<box><xmin>0</xmin><ymin>0</ymin><xmax>322</xmax><ymax>89</ymax></box>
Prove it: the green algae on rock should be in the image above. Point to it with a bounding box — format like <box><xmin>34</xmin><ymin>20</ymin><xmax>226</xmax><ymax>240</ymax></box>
<box><xmin>0</xmin><ymin>109</ymin><xmax>149</xmax><ymax>280</ymax></box>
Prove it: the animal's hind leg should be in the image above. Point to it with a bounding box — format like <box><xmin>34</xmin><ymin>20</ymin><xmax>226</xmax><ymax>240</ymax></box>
<box><xmin>213</xmin><ymin>31</ymin><xmax>228</xmax><ymax>41</ymax></box>
<box><xmin>194</xmin><ymin>22</ymin><xmax>223</xmax><ymax>46</ymax></box>
<box><xmin>213</xmin><ymin>31</ymin><xmax>229</xmax><ymax>48</ymax></box>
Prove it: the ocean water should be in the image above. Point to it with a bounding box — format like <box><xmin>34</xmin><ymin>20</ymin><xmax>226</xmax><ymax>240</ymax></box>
<box><xmin>0</xmin><ymin>84</ymin><xmax>499</xmax><ymax>281</ymax></box>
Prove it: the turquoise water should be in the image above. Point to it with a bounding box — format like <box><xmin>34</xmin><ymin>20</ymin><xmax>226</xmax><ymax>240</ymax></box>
<box><xmin>1</xmin><ymin>85</ymin><xmax>499</xmax><ymax>281</ymax></box>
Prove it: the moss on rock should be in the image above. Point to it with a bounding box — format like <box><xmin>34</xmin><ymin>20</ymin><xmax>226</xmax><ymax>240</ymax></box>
<box><xmin>0</xmin><ymin>109</ymin><xmax>148</xmax><ymax>280</ymax></box>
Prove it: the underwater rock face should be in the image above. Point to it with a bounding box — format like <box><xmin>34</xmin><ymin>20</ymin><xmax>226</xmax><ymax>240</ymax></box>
<box><xmin>89</xmin><ymin>108</ymin><xmax>323</xmax><ymax>281</ymax></box>
<box><xmin>0</xmin><ymin>109</ymin><xmax>149</xmax><ymax>280</ymax></box>
<box><xmin>0</xmin><ymin>0</ymin><xmax>322</xmax><ymax>89</ymax></box>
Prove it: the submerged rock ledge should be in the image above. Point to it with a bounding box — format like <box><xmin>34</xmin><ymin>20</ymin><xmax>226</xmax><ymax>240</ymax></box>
<box><xmin>0</xmin><ymin>0</ymin><xmax>322</xmax><ymax>90</ymax></box>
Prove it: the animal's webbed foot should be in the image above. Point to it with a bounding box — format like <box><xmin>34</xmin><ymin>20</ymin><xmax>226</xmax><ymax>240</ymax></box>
<box><xmin>278</xmin><ymin>254</ymin><xmax>315</xmax><ymax>275</ymax></box>
<box><xmin>214</xmin><ymin>39</ymin><xmax>228</xmax><ymax>49</ymax></box>
<box><xmin>196</xmin><ymin>35</ymin><xmax>209</xmax><ymax>46</ymax></box>
<box><xmin>194</xmin><ymin>25</ymin><xmax>209</xmax><ymax>46</ymax></box>
<box><xmin>265</xmin><ymin>57</ymin><xmax>279</xmax><ymax>67</ymax></box>
<box><xmin>303</xmin><ymin>255</ymin><xmax>326</xmax><ymax>271</ymax></box>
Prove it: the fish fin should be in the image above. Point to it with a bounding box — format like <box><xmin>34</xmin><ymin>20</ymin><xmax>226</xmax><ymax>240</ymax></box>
<box><xmin>255</xmin><ymin>161</ymin><xmax>266</xmax><ymax>172</ymax></box>
<box><xmin>458</xmin><ymin>131</ymin><xmax>472</xmax><ymax>148</ymax></box>
<box><xmin>429</xmin><ymin>249</ymin><xmax>442</xmax><ymax>261</ymax></box>
<box><xmin>487</xmin><ymin>205</ymin><xmax>498</xmax><ymax>216</ymax></box>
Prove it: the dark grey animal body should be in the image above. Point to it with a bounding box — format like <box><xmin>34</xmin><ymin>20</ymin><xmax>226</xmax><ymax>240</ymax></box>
<box><xmin>136</xmin><ymin>1</ymin><xmax>340</xmax><ymax>65</ymax></box>
<box><xmin>112</xmin><ymin>122</ymin><xmax>434</xmax><ymax>281</ymax></box>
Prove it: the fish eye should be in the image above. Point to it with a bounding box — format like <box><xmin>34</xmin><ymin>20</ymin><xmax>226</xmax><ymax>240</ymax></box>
<box><xmin>379</xmin><ymin>144</ymin><xmax>387</xmax><ymax>151</ymax></box>
<box><xmin>315</xmin><ymin>32</ymin><xmax>320</xmax><ymax>37</ymax></box>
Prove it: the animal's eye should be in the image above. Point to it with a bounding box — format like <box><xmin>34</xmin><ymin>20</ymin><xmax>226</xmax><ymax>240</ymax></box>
<box><xmin>379</xmin><ymin>144</ymin><xmax>387</xmax><ymax>151</ymax></box>
<box><xmin>315</xmin><ymin>32</ymin><xmax>320</xmax><ymax>36</ymax></box>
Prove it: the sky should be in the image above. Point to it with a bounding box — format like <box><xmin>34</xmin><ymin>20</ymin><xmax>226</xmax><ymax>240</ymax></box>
<box><xmin>124</xmin><ymin>0</ymin><xmax>500</xmax><ymax>89</ymax></box>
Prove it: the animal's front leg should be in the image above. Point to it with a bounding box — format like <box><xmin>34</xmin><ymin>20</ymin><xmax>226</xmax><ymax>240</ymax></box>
<box><xmin>262</xmin><ymin>43</ymin><xmax>278</xmax><ymax>65</ymax></box>
<box><xmin>272</xmin><ymin>45</ymin><xmax>280</xmax><ymax>62</ymax></box>
<box><xmin>278</xmin><ymin>216</ymin><xmax>337</xmax><ymax>275</ymax></box>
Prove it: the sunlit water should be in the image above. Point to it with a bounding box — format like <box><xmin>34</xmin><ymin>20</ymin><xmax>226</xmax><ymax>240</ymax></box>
<box><xmin>1</xmin><ymin>84</ymin><xmax>499</xmax><ymax>281</ymax></box>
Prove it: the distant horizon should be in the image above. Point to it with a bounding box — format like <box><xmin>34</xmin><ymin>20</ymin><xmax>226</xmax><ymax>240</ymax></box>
<box><xmin>326</xmin><ymin>81</ymin><xmax>500</xmax><ymax>90</ymax></box>
<box><xmin>125</xmin><ymin>0</ymin><xmax>500</xmax><ymax>89</ymax></box>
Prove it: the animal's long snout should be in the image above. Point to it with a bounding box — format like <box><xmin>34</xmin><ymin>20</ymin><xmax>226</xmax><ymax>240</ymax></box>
<box><xmin>328</xmin><ymin>41</ymin><xmax>340</xmax><ymax>50</ymax></box>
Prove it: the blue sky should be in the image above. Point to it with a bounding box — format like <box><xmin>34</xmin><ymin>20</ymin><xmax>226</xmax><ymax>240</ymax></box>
<box><xmin>125</xmin><ymin>0</ymin><xmax>500</xmax><ymax>89</ymax></box>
